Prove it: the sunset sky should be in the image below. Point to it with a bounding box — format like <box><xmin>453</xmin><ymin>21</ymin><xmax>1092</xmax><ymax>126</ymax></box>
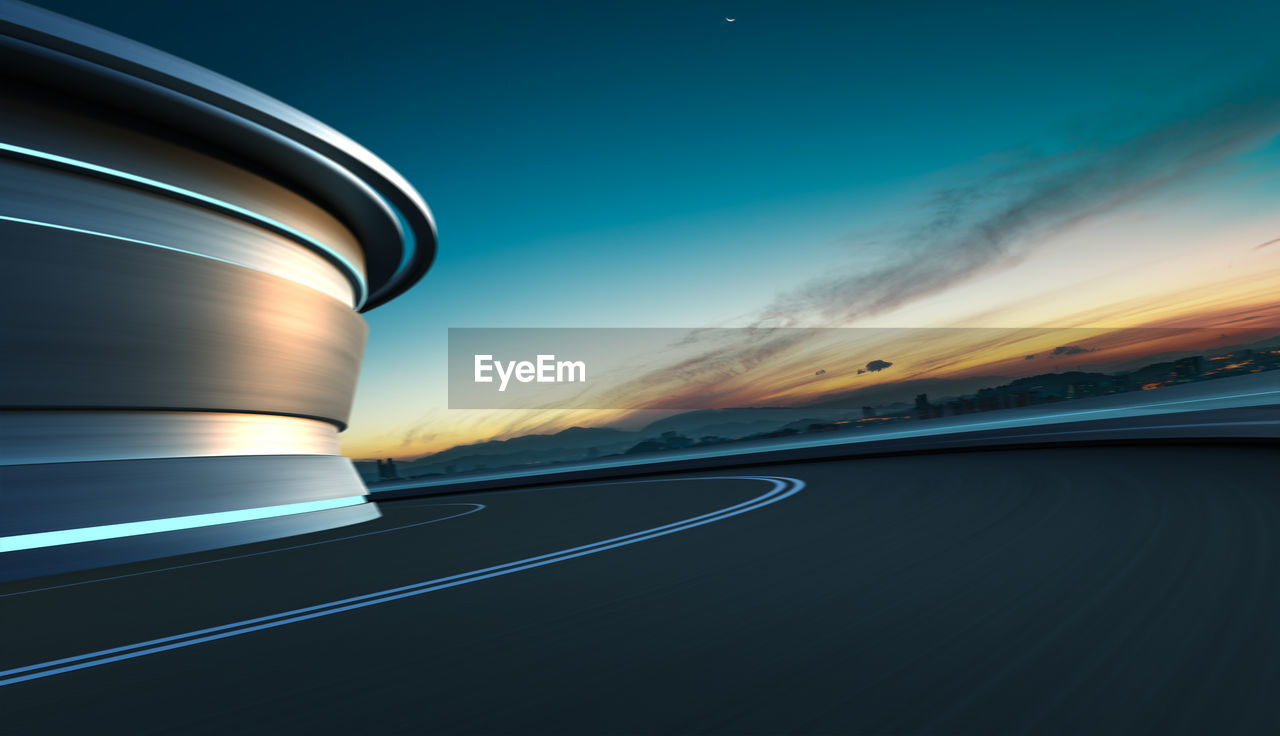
<box><xmin>41</xmin><ymin>0</ymin><xmax>1280</xmax><ymax>458</ymax></box>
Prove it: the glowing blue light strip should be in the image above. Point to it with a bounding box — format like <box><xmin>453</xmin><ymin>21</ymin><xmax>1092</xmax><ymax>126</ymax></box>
<box><xmin>388</xmin><ymin>203</ymin><xmax>418</xmax><ymax>284</ymax></box>
<box><xmin>0</xmin><ymin>495</ymin><xmax>367</xmax><ymax>553</ymax></box>
<box><xmin>358</xmin><ymin>193</ymin><xmax>422</xmax><ymax>310</ymax></box>
<box><xmin>0</xmin><ymin>476</ymin><xmax>802</xmax><ymax>686</ymax></box>
<box><xmin>0</xmin><ymin>503</ymin><xmax>486</xmax><ymax>599</ymax></box>
<box><xmin>0</xmin><ymin>141</ymin><xmax>368</xmax><ymax>307</ymax></box>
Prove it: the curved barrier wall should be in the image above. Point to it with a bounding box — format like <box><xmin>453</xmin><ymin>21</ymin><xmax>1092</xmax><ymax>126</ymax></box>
<box><xmin>0</xmin><ymin>1</ymin><xmax>436</xmax><ymax>581</ymax></box>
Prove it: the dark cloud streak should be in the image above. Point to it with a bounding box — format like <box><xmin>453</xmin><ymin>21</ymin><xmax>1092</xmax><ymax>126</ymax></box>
<box><xmin>760</xmin><ymin>76</ymin><xmax>1280</xmax><ymax>327</ymax></box>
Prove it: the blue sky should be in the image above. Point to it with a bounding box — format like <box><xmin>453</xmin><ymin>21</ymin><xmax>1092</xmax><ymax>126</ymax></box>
<box><xmin>33</xmin><ymin>0</ymin><xmax>1280</xmax><ymax>456</ymax></box>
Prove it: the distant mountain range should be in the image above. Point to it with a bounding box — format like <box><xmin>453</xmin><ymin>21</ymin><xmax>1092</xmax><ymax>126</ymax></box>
<box><xmin>357</xmin><ymin>333</ymin><xmax>1280</xmax><ymax>484</ymax></box>
<box><xmin>352</xmin><ymin>375</ymin><xmax>1073</xmax><ymax>481</ymax></box>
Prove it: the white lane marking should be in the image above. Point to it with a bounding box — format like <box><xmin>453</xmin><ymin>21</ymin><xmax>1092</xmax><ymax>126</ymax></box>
<box><xmin>0</xmin><ymin>503</ymin><xmax>487</xmax><ymax>600</ymax></box>
<box><xmin>0</xmin><ymin>475</ymin><xmax>803</xmax><ymax>687</ymax></box>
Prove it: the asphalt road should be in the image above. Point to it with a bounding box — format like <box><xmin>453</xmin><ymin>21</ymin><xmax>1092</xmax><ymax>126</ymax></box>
<box><xmin>2</xmin><ymin>444</ymin><xmax>1279</xmax><ymax>734</ymax></box>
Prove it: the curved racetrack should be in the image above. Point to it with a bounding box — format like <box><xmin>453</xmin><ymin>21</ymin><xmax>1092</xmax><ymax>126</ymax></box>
<box><xmin>2</xmin><ymin>444</ymin><xmax>1279</xmax><ymax>734</ymax></box>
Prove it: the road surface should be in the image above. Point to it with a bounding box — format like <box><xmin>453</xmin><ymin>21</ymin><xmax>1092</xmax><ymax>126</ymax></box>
<box><xmin>2</xmin><ymin>444</ymin><xmax>1279</xmax><ymax>734</ymax></box>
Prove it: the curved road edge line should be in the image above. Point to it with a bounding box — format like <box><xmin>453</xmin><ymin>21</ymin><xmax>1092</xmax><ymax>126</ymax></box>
<box><xmin>0</xmin><ymin>475</ymin><xmax>804</xmax><ymax>687</ymax></box>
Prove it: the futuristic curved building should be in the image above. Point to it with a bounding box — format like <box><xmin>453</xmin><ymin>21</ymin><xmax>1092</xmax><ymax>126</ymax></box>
<box><xmin>0</xmin><ymin>1</ymin><xmax>435</xmax><ymax>581</ymax></box>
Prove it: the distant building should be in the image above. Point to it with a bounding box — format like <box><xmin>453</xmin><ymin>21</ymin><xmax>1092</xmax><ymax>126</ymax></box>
<box><xmin>914</xmin><ymin>393</ymin><xmax>940</xmax><ymax>420</ymax></box>
<box><xmin>861</xmin><ymin>405</ymin><xmax>877</xmax><ymax>419</ymax></box>
<box><xmin>377</xmin><ymin>458</ymin><xmax>401</xmax><ymax>481</ymax></box>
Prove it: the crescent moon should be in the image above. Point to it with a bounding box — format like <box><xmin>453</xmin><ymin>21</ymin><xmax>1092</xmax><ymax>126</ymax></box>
<box><xmin>726</xmin><ymin>17</ymin><xmax>736</xmax><ymax>22</ymax></box>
